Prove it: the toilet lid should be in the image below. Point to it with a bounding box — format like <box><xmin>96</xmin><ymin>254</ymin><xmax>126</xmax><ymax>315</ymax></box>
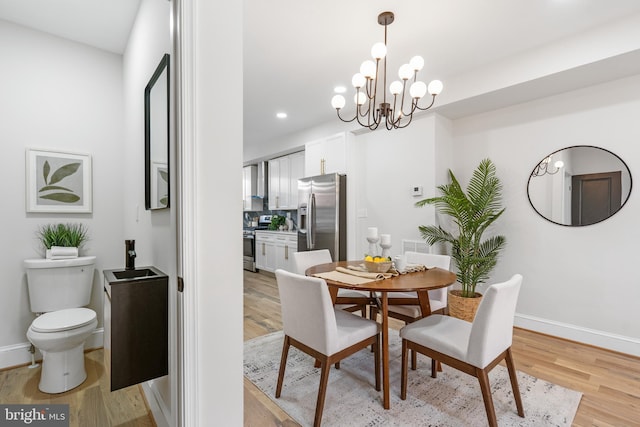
<box><xmin>31</xmin><ymin>308</ymin><xmax>96</xmax><ymax>333</ymax></box>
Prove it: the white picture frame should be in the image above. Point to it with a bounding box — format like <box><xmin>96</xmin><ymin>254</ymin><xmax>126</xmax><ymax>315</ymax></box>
<box><xmin>26</xmin><ymin>148</ymin><xmax>92</xmax><ymax>213</ymax></box>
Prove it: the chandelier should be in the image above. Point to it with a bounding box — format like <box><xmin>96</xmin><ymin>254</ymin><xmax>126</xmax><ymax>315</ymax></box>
<box><xmin>331</xmin><ymin>11</ymin><xmax>443</xmax><ymax>131</ymax></box>
<box><xmin>531</xmin><ymin>156</ymin><xmax>564</xmax><ymax>177</ymax></box>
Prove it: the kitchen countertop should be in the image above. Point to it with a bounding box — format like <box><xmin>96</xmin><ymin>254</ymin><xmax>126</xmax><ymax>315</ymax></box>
<box><xmin>254</xmin><ymin>230</ymin><xmax>296</xmax><ymax>236</ymax></box>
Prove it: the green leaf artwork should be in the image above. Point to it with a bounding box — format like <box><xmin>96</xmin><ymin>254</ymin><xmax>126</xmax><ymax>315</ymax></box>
<box><xmin>40</xmin><ymin>193</ymin><xmax>81</xmax><ymax>203</ymax></box>
<box><xmin>38</xmin><ymin>161</ymin><xmax>81</xmax><ymax>204</ymax></box>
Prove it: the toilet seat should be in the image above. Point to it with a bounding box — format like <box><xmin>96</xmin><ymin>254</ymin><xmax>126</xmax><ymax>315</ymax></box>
<box><xmin>31</xmin><ymin>308</ymin><xmax>97</xmax><ymax>333</ymax></box>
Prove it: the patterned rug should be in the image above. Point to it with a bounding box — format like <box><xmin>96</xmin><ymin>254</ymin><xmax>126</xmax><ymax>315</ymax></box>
<box><xmin>244</xmin><ymin>330</ymin><xmax>582</xmax><ymax>426</ymax></box>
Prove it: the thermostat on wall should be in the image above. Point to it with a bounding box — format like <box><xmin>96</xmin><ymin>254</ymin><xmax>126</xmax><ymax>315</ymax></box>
<box><xmin>411</xmin><ymin>186</ymin><xmax>423</xmax><ymax>196</ymax></box>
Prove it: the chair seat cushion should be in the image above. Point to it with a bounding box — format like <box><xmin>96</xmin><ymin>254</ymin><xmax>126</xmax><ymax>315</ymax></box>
<box><xmin>334</xmin><ymin>309</ymin><xmax>380</xmax><ymax>353</ymax></box>
<box><xmin>385</xmin><ymin>292</ymin><xmax>446</xmax><ymax>318</ymax></box>
<box><xmin>337</xmin><ymin>289</ymin><xmax>369</xmax><ymax>298</ymax></box>
<box><xmin>400</xmin><ymin>315</ymin><xmax>471</xmax><ymax>362</ymax></box>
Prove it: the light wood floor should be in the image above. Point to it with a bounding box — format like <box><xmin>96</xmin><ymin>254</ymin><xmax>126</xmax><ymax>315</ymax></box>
<box><xmin>243</xmin><ymin>270</ymin><xmax>640</xmax><ymax>427</ymax></box>
<box><xmin>0</xmin><ymin>349</ymin><xmax>156</xmax><ymax>427</ymax></box>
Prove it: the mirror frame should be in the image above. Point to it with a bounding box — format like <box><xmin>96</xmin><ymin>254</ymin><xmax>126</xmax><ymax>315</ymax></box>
<box><xmin>145</xmin><ymin>54</ymin><xmax>170</xmax><ymax>210</ymax></box>
<box><xmin>527</xmin><ymin>145</ymin><xmax>632</xmax><ymax>226</ymax></box>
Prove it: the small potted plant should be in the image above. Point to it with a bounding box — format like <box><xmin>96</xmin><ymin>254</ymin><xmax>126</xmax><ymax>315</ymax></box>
<box><xmin>37</xmin><ymin>223</ymin><xmax>89</xmax><ymax>259</ymax></box>
<box><xmin>416</xmin><ymin>159</ymin><xmax>506</xmax><ymax>321</ymax></box>
<box><xmin>268</xmin><ymin>215</ymin><xmax>286</xmax><ymax>231</ymax></box>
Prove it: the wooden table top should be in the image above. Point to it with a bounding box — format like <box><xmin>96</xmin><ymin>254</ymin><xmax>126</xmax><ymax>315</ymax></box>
<box><xmin>305</xmin><ymin>260</ymin><xmax>456</xmax><ymax>292</ymax></box>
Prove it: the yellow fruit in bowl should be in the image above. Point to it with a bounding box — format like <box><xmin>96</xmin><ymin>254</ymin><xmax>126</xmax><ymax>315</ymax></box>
<box><xmin>364</xmin><ymin>255</ymin><xmax>373</xmax><ymax>262</ymax></box>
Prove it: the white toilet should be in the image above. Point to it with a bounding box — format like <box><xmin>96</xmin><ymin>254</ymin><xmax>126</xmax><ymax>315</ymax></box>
<box><xmin>24</xmin><ymin>256</ymin><xmax>98</xmax><ymax>393</ymax></box>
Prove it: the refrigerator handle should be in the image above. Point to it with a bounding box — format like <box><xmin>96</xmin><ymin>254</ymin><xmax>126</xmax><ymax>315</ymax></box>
<box><xmin>308</xmin><ymin>193</ymin><xmax>316</xmax><ymax>249</ymax></box>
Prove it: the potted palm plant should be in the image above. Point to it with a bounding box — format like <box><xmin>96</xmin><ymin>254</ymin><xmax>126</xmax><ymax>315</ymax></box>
<box><xmin>37</xmin><ymin>223</ymin><xmax>89</xmax><ymax>258</ymax></box>
<box><xmin>415</xmin><ymin>159</ymin><xmax>506</xmax><ymax>321</ymax></box>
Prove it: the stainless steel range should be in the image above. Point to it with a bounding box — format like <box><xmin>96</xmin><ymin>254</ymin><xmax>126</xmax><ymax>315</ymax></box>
<box><xmin>243</xmin><ymin>215</ymin><xmax>272</xmax><ymax>272</ymax></box>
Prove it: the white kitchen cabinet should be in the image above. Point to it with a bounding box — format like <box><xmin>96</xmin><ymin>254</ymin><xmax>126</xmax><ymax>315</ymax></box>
<box><xmin>255</xmin><ymin>231</ymin><xmax>297</xmax><ymax>272</ymax></box>
<box><xmin>304</xmin><ymin>132</ymin><xmax>346</xmax><ymax>177</ymax></box>
<box><xmin>255</xmin><ymin>232</ymin><xmax>276</xmax><ymax>272</ymax></box>
<box><xmin>288</xmin><ymin>151</ymin><xmax>305</xmax><ymax>208</ymax></box>
<box><xmin>268</xmin><ymin>151</ymin><xmax>305</xmax><ymax>210</ymax></box>
<box><xmin>274</xmin><ymin>233</ymin><xmax>297</xmax><ymax>272</ymax></box>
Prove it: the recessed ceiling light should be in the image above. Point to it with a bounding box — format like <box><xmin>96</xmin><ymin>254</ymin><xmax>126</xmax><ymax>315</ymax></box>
<box><xmin>334</xmin><ymin>86</ymin><xmax>346</xmax><ymax>93</ymax></box>
<box><xmin>276</xmin><ymin>112</ymin><xmax>287</xmax><ymax>119</ymax></box>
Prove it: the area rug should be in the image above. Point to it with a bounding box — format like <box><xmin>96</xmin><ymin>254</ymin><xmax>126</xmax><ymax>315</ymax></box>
<box><xmin>244</xmin><ymin>330</ymin><xmax>582</xmax><ymax>426</ymax></box>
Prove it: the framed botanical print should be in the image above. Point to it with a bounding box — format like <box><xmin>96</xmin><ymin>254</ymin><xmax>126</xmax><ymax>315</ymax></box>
<box><xmin>26</xmin><ymin>149</ymin><xmax>92</xmax><ymax>213</ymax></box>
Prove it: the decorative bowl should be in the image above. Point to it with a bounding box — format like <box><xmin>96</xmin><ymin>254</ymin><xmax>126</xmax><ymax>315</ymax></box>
<box><xmin>364</xmin><ymin>260</ymin><xmax>392</xmax><ymax>273</ymax></box>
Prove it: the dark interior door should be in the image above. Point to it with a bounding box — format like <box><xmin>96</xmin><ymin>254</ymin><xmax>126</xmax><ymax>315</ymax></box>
<box><xmin>571</xmin><ymin>171</ymin><xmax>622</xmax><ymax>226</ymax></box>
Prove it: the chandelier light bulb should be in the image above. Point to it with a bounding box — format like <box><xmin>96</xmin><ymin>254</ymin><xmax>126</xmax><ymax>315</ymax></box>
<box><xmin>331</xmin><ymin>94</ymin><xmax>346</xmax><ymax>109</ymax></box>
<box><xmin>352</xmin><ymin>73</ymin><xmax>366</xmax><ymax>88</ymax></box>
<box><xmin>389</xmin><ymin>80</ymin><xmax>403</xmax><ymax>95</ymax></box>
<box><xmin>354</xmin><ymin>92</ymin><xmax>367</xmax><ymax>106</ymax></box>
<box><xmin>428</xmin><ymin>79</ymin><xmax>443</xmax><ymax>95</ymax></box>
<box><xmin>410</xmin><ymin>81</ymin><xmax>427</xmax><ymax>99</ymax></box>
<box><xmin>360</xmin><ymin>60</ymin><xmax>377</xmax><ymax>79</ymax></box>
<box><xmin>409</xmin><ymin>56</ymin><xmax>424</xmax><ymax>71</ymax></box>
<box><xmin>398</xmin><ymin>63</ymin><xmax>413</xmax><ymax>80</ymax></box>
<box><xmin>554</xmin><ymin>160</ymin><xmax>565</xmax><ymax>169</ymax></box>
<box><xmin>371</xmin><ymin>42</ymin><xmax>387</xmax><ymax>60</ymax></box>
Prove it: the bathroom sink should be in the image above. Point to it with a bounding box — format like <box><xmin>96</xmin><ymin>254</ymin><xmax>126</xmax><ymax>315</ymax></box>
<box><xmin>112</xmin><ymin>268</ymin><xmax>158</xmax><ymax>279</ymax></box>
<box><xmin>103</xmin><ymin>266</ymin><xmax>166</xmax><ymax>284</ymax></box>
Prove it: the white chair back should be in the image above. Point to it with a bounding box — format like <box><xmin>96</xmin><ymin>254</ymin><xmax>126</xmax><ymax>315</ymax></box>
<box><xmin>404</xmin><ymin>251</ymin><xmax>450</xmax><ymax>269</ymax></box>
<box><xmin>275</xmin><ymin>269</ymin><xmax>338</xmax><ymax>355</ymax></box>
<box><xmin>404</xmin><ymin>252</ymin><xmax>451</xmax><ymax>303</ymax></box>
<box><xmin>467</xmin><ymin>274</ymin><xmax>523</xmax><ymax>368</ymax></box>
<box><xmin>292</xmin><ymin>249</ymin><xmax>332</xmax><ymax>275</ymax></box>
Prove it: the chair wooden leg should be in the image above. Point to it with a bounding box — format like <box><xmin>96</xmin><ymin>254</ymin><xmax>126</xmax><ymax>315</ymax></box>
<box><xmin>275</xmin><ymin>336</ymin><xmax>291</xmax><ymax>398</ymax></box>
<box><xmin>411</xmin><ymin>349</ymin><xmax>417</xmax><ymax>370</ymax></box>
<box><xmin>400</xmin><ymin>340</ymin><xmax>409</xmax><ymax>400</ymax></box>
<box><xmin>505</xmin><ymin>348</ymin><xmax>525</xmax><ymax>417</ymax></box>
<box><xmin>431</xmin><ymin>358</ymin><xmax>437</xmax><ymax>378</ymax></box>
<box><xmin>314</xmin><ymin>361</ymin><xmax>331</xmax><ymax>427</ymax></box>
<box><xmin>374</xmin><ymin>334</ymin><xmax>381</xmax><ymax>391</ymax></box>
<box><xmin>370</xmin><ymin>307</ymin><xmax>378</xmax><ymax>353</ymax></box>
<box><xmin>335</xmin><ymin>362</ymin><xmax>340</xmax><ymax>369</ymax></box>
<box><xmin>476</xmin><ymin>367</ymin><xmax>498</xmax><ymax>427</ymax></box>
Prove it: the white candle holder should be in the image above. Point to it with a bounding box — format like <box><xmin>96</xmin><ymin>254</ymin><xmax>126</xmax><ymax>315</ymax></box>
<box><xmin>366</xmin><ymin>236</ymin><xmax>379</xmax><ymax>256</ymax></box>
<box><xmin>380</xmin><ymin>242</ymin><xmax>392</xmax><ymax>259</ymax></box>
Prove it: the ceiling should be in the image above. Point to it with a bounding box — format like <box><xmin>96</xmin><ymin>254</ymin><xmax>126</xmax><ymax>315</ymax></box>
<box><xmin>3</xmin><ymin>0</ymin><xmax>640</xmax><ymax>154</ymax></box>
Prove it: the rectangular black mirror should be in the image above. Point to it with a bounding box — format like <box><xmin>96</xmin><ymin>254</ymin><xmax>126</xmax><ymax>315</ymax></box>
<box><xmin>145</xmin><ymin>54</ymin><xmax>170</xmax><ymax>210</ymax></box>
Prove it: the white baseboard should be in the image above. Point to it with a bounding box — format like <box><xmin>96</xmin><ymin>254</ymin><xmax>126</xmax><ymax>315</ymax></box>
<box><xmin>515</xmin><ymin>313</ymin><xmax>640</xmax><ymax>357</ymax></box>
<box><xmin>142</xmin><ymin>380</ymin><xmax>172</xmax><ymax>427</ymax></box>
<box><xmin>0</xmin><ymin>328</ymin><xmax>104</xmax><ymax>370</ymax></box>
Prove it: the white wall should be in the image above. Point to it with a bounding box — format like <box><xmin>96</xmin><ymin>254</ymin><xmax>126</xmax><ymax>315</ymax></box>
<box><xmin>352</xmin><ymin>117</ymin><xmax>439</xmax><ymax>258</ymax></box>
<box><xmin>452</xmin><ymin>74</ymin><xmax>640</xmax><ymax>354</ymax></box>
<box><xmin>122</xmin><ymin>0</ymin><xmax>175</xmax><ymax>424</ymax></box>
<box><xmin>0</xmin><ymin>20</ymin><xmax>124</xmax><ymax>367</ymax></box>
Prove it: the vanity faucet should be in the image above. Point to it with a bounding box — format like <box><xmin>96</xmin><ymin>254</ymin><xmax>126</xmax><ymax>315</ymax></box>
<box><xmin>125</xmin><ymin>240</ymin><xmax>136</xmax><ymax>270</ymax></box>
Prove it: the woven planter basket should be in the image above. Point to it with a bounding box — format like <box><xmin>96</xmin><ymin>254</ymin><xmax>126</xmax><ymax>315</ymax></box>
<box><xmin>448</xmin><ymin>289</ymin><xmax>483</xmax><ymax>322</ymax></box>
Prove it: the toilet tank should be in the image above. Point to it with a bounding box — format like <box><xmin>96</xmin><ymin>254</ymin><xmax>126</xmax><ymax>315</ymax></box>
<box><xmin>24</xmin><ymin>256</ymin><xmax>96</xmax><ymax>313</ymax></box>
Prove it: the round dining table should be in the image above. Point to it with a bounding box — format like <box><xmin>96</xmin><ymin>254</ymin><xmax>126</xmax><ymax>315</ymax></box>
<box><xmin>305</xmin><ymin>260</ymin><xmax>457</xmax><ymax>409</ymax></box>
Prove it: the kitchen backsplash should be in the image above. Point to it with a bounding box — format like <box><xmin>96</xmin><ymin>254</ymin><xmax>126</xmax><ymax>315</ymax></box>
<box><xmin>244</xmin><ymin>209</ymin><xmax>297</xmax><ymax>231</ymax></box>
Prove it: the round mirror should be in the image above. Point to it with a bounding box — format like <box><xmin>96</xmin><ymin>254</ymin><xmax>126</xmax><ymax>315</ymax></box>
<box><xmin>527</xmin><ymin>145</ymin><xmax>632</xmax><ymax>226</ymax></box>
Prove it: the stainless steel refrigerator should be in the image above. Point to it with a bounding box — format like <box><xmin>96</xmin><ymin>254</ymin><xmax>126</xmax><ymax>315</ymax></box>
<box><xmin>297</xmin><ymin>173</ymin><xmax>346</xmax><ymax>261</ymax></box>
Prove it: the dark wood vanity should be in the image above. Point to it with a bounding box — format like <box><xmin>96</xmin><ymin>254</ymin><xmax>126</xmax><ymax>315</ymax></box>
<box><xmin>103</xmin><ymin>266</ymin><xmax>168</xmax><ymax>391</ymax></box>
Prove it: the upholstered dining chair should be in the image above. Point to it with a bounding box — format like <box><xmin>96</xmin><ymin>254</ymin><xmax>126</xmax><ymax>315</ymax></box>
<box><xmin>400</xmin><ymin>274</ymin><xmax>524</xmax><ymax>427</ymax></box>
<box><xmin>370</xmin><ymin>251</ymin><xmax>451</xmax><ymax>369</ymax></box>
<box><xmin>275</xmin><ymin>269</ymin><xmax>381</xmax><ymax>427</ymax></box>
<box><xmin>293</xmin><ymin>249</ymin><xmax>369</xmax><ymax>317</ymax></box>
